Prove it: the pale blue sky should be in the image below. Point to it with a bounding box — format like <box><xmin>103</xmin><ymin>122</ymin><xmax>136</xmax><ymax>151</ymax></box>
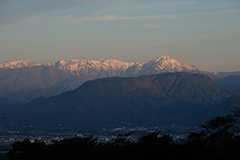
<box><xmin>0</xmin><ymin>0</ymin><xmax>240</xmax><ymax>72</ymax></box>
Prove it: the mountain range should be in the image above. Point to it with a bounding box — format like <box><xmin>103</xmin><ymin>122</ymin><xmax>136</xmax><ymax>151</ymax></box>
<box><xmin>0</xmin><ymin>56</ymin><xmax>200</xmax><ymax>102</ymax></box>
<box><xmin>1</xmin><ymin>56</ymin><xmax>239</xmax><ymax>102</ymax></box>
<box><xmin>0</xmin><ymin>72</ymin><xmax>239</xmax><ymax>130</ymax></box>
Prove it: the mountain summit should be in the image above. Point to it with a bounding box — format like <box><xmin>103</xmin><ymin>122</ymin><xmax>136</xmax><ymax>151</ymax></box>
<box><xmin>0</xmin><ymin>56</ymin><xmax>201</xmax><ymax>101</ymax></box>
<box><xmin>0</xmin><ymin>56</ymin><xmax>198</xmax><ymax>73</ymax></box>
<box><xmin>0</xmin><ymin>59</ymin><xmax>40</xmax><ymax>69</ymax></box>
<box><xmin>125</xmin><ymin>56</ymin><xmax>199</xmax><ymax>76</ymax></box>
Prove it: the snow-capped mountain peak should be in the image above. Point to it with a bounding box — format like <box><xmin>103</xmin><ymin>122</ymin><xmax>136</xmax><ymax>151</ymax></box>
<box><xmin>149</xmin><ymin>56</ymin><xmax>183</xmax><ymax>65</ymax></box>
<box><xmin>0</xmin><ymin>56</ymin><xmax>200</xmax><ymax>75</ymax></box>
<box><xmin>102</xmin><ymin>59</ymin><xmax>134</xmax><ymax>70</ymax></box>
<box><xmin>125</xmin><ymin>56</ymin><xmax>199</xmax><ymax>76</ymax></box>
<box><xmin>50</xmin><ymin>58</ymin><xmax>135</xmax><ymax>76</ymax></box>
<box><xmin>0</xmin><ymin>59</ymin><xmax>40</xmax><ymax>69</ymax></box>
<box><xmin>0</xmin><ymin>56</ymin><xmax>200</xmax><ymax>73</ymax></box>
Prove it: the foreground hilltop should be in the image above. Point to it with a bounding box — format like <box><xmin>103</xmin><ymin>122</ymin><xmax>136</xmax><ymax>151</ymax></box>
<box><xmin>0</xmin><ymin>56</ymin><xmax>201</xmax><ymax>101</ymax></box>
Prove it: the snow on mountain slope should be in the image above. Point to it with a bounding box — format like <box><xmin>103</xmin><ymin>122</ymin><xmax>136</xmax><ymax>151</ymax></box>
<box><xmin>46</xmin><ymin>56</ymin><xmax>199</xmax><ymax>76</ymax></box>
<box><xmin>0</xmin><ymin>56</ymin><xmax>204</xmax><ymax>101</ymax></box>
<box><xmin>144</xmin><ymin>56</ymin><xmax>199</xmax><ymax>72</ymax></box>
<box><xmin>125</xmin><ymin>56</ymin><xmax>199</xmax><ymax>76</ymax></box>
<box><xmin>44</xmin><ymin>58</ymin><xmax>134</xmax><ymax>76</ymax></box>
<box><xmin>0</xmin><ymin>56</ymin><xmax>199</xmax><ymax>75</ymax></box>
<box><xmin>102</xmin><ymin>59</ymin><xmax>135</xmax><ymax>71</ymax></box>
<box><xmin>0</xmin><ymin>59</ymin><xmax>40</xmax><ymax>69</ymax></box>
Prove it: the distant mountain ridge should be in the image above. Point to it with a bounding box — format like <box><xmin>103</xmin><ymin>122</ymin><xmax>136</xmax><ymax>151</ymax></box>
<box><xmin>0</xmin><ymin>56</ymin><xmax>239</xmax><ymax>101</ymax></box>
<box><xmin>0</xmin><ymin>59</ymin><xmax>41</xmax><ymax>69</ymax></box>
<box><xmin>0</xmin><ymin>56</ymin><xmax>202</xmax><ymax>101</ymax></box>
<box><xmin>0</xmin><ymin>56</ymin><xmax>199</xmax><ymax>75</ymax></box>
<box><xmin>215</xmin><ymin>75</ymin><xmax>240</xmax><ymax>90</ymax></box>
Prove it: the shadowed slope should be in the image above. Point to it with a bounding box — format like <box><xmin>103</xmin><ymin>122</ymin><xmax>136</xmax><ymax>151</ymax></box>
<box><xmin>0</xmin><ymin>72</ymin><xmax>233</xmax><ymax>129</ymax></box>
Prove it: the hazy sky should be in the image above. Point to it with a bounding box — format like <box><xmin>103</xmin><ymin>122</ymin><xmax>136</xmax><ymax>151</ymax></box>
<box><xmin>0</xmin><ymin>0</ymin><xmax>239</xmax><ymax>72</ymax></box>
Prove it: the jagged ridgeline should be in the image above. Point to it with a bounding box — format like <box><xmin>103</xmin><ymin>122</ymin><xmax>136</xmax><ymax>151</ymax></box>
<box><xmin>0</xmin><ymin>56</ymin><xmax>202</xmax><ymax>101</ymax></box>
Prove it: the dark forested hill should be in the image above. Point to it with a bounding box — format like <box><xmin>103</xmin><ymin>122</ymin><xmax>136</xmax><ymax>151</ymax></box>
<box><xmin>0</xmin><ymin>72</ymin><xmax>236</xmax><ymax>130</ymax></box>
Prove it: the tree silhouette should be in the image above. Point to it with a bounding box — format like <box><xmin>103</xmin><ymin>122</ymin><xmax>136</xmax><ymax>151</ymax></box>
<box><xmin>112</xmin><ymin>131</ymin><xmax>134</xmax><ymax>145</ymax></box>
<box><xmin>8</xmin><ymin>140</ymin><xmax>47</xmax><ymax>160</ymax></box>
<box><xmin>138</xmin><ymin>129</ymin><xmax>172</xmax><ymax>147</ymax></box>
<box><xmin>186</xmin><ymin>108</ymin><xmax>240</xmax><ymax>159</ymax></box>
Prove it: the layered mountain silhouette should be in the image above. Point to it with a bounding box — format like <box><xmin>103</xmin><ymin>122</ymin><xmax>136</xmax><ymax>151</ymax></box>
<box><xmin>215</xmin><ymin>75</ymin><xmax>240</xmax><ymax>90</ymax></box>
<box><xmin>0</xmin><ymin>56</ymin><xmax>202</xmax><ymax>101</ymax></box>
<box><xmin>1</xmin><ymin>56</ymin><xmax>239</xmax><ymax>102</ymax></box>
<box><xmin>0</xmin><ymin>72</ymin><xmax>237</xmax><ymax>130</ymax></box>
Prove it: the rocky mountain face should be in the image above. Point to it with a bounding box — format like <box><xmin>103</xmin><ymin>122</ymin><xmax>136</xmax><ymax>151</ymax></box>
<box><xmin>0</xmin><ymin>56</ymin><xmax>202</xmax><ymax>101</ymax></box>
<box><xmin>0</xmin><ymin>72</ymin><xmax>235</xmax><ymax>130</ymax></box>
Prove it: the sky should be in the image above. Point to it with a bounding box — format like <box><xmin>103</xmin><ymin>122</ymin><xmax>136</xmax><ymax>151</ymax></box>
<box><xmin>0</xmin><ymin>0</ymin><xmax>240</xmax><ymax>72</ymax></box>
